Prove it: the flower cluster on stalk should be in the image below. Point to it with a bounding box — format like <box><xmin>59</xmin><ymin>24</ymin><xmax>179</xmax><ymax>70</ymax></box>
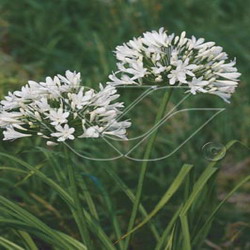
<box><xmin>0</xmin><ymin>28</ymin><xmax>241</xmax><ymax>143</ymax></box>
<box><xmin>0</xmin><ymin>71</ymin><xmax>131</xmax><ymax>144</ymax></box>
<box><xmin>108</xmin><ymin>28</ymin><xmax>241</xmax><ymax>102</ymax></box>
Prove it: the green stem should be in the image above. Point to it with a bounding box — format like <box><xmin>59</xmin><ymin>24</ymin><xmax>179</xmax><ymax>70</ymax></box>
<box><xmin>64</xmin><ymin>147</ymin><xmax>92</xmax><ymax>248</ymax></box>
<box><xmin>124</xmin><ymin>88</ymin><xmax>173</xmax><ymax>249</ymax></box>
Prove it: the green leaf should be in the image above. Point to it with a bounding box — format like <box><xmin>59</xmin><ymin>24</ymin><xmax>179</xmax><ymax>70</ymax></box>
<box><xmin>0</xmin><ymin>236</ymin><xmax>25</xmax><ymax>250</ymax></box>
<box><xmin>0</xmin><ymin>167</ymin><xmax>27</xmax><ymax>174</ymax></box>
<box><xmin>180</xmin><ymin>215</ymin><xmax>191</xmax><ymax>250</ymax></box>
<box><xmin>116</xmin><ymin>164</ymin><xmax>193</xmax><ymax>243</ymax></box>
<box><xmin>164</xmin><ymin>225</ymin><xmax>177</xmax><ymax>250</ymax></box>
<box><xmin>193</xmin><ymin>174</ymin><xmax>250</xmax><ymax>247</ymax></box>
<box><xmin>0</xmin><ymin>152</ymin><xmax>73</xmax><ymax>206</ymax></box>
<box><xmin>0</xmin><ymin>196</ymin><xmax>81</xmax><ymax>249</ymax></box>
<box><xmin>179</xmin><ymin>167</ymin><xmax>218</xmax><ymax>216</ymax></box>
<box><xmin>0</xmin><ymin>153</ymin><xmax>115</xmax><ymax>249</ymax></box>
<box><xmin>155</xmin><ymin>206</ymin><xmax>182</xmax><ymax>250</ymax></box>
<box><xmin>104</xmin><ymin>167</ymin><xmax>160</xmax><ymax>240</ymax></box>
<box><xmin>15</xmin><ymin>230</ymin><xmax>38</xmax><ymax>250</ymax></box>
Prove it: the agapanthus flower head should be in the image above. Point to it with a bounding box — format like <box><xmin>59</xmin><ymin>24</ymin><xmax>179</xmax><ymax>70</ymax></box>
<box><xmin>108</xmin><ymin>28</ymin><xmax>241</xmax><ymax>102</ymax></box>
<box><xmin>0</xmin><ymin>70</ymin><xmax>131</xmax><ymax>144</ymax></box>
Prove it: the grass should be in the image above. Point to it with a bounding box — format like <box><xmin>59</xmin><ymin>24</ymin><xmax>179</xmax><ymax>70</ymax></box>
<box><xmin>0</xmin><ymin>0</ymin><xmax>250</xmax><ymax>249</ymax></box>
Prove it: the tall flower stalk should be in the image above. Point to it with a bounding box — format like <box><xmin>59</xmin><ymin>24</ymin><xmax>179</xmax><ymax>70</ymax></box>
<box><xmin>124</xmin><ymin>88</ymin><xmax>173</xmax><ymax>249</ymax></box>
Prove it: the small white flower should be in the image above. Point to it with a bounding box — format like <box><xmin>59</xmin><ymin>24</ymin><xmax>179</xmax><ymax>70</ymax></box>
<box><xmin>209</xmin><ymin>91</ymin><xmax>231</xmax><ymax>103</ymax></box>
<box><xmin>219</xmin><ymin>59</ymin><xmax>237</xmax><ymax>72</ymax></box>
<box><xmin>51</xmin><ymin>124</ymin><xmax>75</xmax><ymax>142</ymax></box>
<box><xmin>3</xmin><ymin>127</ymin><xmax>31</xmax><ymax>141</ymax></box>
<box><xmin>142</xmin><ymin>27</ymin><xmax>172</xmax><ymax>48</ymax></box>
<box><xmin>79</xmin><ymin>126</ymin><xmax>101</xmax><ymax>138</ymax></box>
<box><xmin>168</xmin><ymin>67</ymin><xmax>186</xmax><ymax>85</ymax></box>
<box><xmin>187</xmin><ymin>77</ymin><xmax>209</xmax><ymax>95</ymax></box>
<box><xmin>103</xmin><ymin>120</ymin><xmax>131</xmax><ymax>140</ymax></box>
<box><xmin>151</xmin><ymin>63</ymin><xmax>166</xmax><ymax>75</ymax></box>
<box><xmin>214</xmin><ymin>72</ymin><xmax>241</xmax><ymax>81</ymax></box>
<box><xmin>187</xmin><ymin>36</ymin><xmax>205</xmax><ymax>50</ymax></box>
<box><xmin>40</xmin><ymin>76</ymin><xmax>62</xmax><ymax>99</ymax></box>
<box><xmin>155</xmin><ymin>75</ymin><xmax>163</xmax><ymax>82</ymax></box>
<box><xmin>68</xmin><ymin>87</ymin><xmax>94</xmax><ymax>110</ymax></box>
<box><xmin>168</xmin><ymin>60</ymin><xmax>197</xmax><ymax>85</ymax></box>
<box><xmin>93</xmin><ymin>84</ymin><xmax>120</xmax><ymax>107</ymax></box>
<box><xmin>48</xmin><ymin>108</ymin><xmax>70</xmax><ymax>126</ymax></box>
<box><xmin>108</xmin><ymin>73</ymin><xmax>137</xmax><ymax>85</ymax></box>
<box><xmin>89</xmin><ymin>107</ymin><xmax>106</xmax><ymax>122</ymax></box>
<box><xmin>124</xmin><ymin>61</ymin><xmax>147</xmax><ymax>80</ymax></box>
<box><xmin>1</xmin><ymin>92</ymin><xmax>24</xmax><ymax>110</ymax></box>
<box><xmin>0</xmin><ymin>112</ymin><xmax>24</xmax><ymax>127</ymax></box>
<box><xmin>34</xmin><ymin>98</ymin><xmax>51</xmax><ymax>112</ymax></box>
<box><xmin>58</xmin><ymin>70</ymin><xmax>81</xmax><ymax>89</ymax></box>
<box><xmin>46</xmin><ymin>141</ymin><xmax>59</xmax><ymax>146</ymax></box>
<box><xmin>14</xmin><ymin>85</ymin><xmax>35</xmax><ymax>100</ymax></box>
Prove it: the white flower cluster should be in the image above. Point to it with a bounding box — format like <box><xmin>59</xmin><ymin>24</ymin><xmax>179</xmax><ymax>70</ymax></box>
<box><xmin>108</xmin><ymin>28</ymin><xmax>241</xmax><ymax>102</ymax></box>
<box><xmin>0</xmin><ymin>71</ymin><xmax>131</xmax><ymax>144</ymax></box>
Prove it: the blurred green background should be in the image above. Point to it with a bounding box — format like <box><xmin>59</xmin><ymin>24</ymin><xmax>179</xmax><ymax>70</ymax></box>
<box><xmin>0</xmin><ymin>0</ymin><xmax>249</xmax><ymax>249</ymax></box>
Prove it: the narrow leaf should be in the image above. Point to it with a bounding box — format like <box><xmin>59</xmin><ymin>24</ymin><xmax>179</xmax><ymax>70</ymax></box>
<box><xmin>116</xmin><ymin>164</ymin><xmax>193</xmax><ymax>242</ymax></box>
<box><xmin>0</xmin><ymin>237</ymin><xmax>25</xmax><ymax>250</ymax></box>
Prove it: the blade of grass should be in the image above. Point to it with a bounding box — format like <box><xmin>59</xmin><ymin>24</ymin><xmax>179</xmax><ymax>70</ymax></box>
<box><xmin>14</xmin><ymin>230</ymin><xmax>38</xmax><ymax>250</ymax></box>
<box><xmin>116</xmin><ymin>163</ymin><xmax>193</xmax><ymax>243</ymax></box>
<box><xmin>0</xmin><ymin>152</ymin><xmax>73</xmax><ymax>206</ymax></box>
<box><xmin>83</xmin><ymin>210</ymin><xmax>116</xmax><ymax>250</ymax></box>
<box><xmin>179</xmin><ymin>167</ymin><xmax>218</xmax><ymax>216</ymax></box>
<box><xmin>15</xmin><ymin>164</ymin><xmax>44</xmax><ymax>187</ymax></box>
<box><xmin>0</xmin><ymin>211</ymin><xmax>78</xmax><ymax>249</ymax></box>
<box><xmin>0</xmin><ymin>152</ymin><xmax>116</xmax><ymax>249</ymax></box>
<box><xmin>0</xmin><ymin>236</ymin><xmax>25</xmax><ymax>250</ymax></box>
<box><xmin>155</xmin><ymin>206</ymin><xmax>182</xmax><ymax>250</ymax></box>
<box><xmin>89</xmin><ymin>174</ymin><xmax>124</xmax><ymax>250</ymax></box>
<box><xmin>104</xmin><ymin>167</ymin><xmax>160</xmax><ymax>241</ymax></box>
<box><xmin>78</xmin><ymin>176</ymin><xmax>99</xmax><ymax>221</ymax></box>
<box><xmin>179</xmin><ymin>140</ymin><xmax>246</xmax><ymax>218</ymax></box>
<box><xmin>0</xmin><ymin>167</ymin><xmax>27</xmax><ymax>174</ymax></box>
<box><xmin>93</xmin><ymin>32</ymin><xmax>109</xmax><ymax>75</ymax></box>
<box><xmin>29</xmin><ymin>192</ymin><xmax>61</xmax><ymax>219</ymax></box>
<box><xmin>0</xmin><ymin>196</ymin><xmax>78</xmax><ymax>249</ymax></box>
<box><xmin>37</xmin><ymin>147</ymin><xmax>67</xmax><ymax>185</ymax></box>
<box><xmin>78</xmin><ymin>167</ymin><xmax>123</xmax><ymax>249</ymax></box>
<box><xmin>1</xmin><ymin>217</ymin><xmax>87</xmax><ymax>250</ymax></box>
<box><xmin>164</xmin><ymin>226</ymin><xmax>176</xmax><ymax>250</ymax></box>
<box><xmin>73</xmin><ymin>165</ymin><xmax>119</xmax><ymax>248</ymax></box>
<box><xmin>193</xmin><ymin>174</ymin><xmax>250</xmax><ymax>247</ymax></box>
<box><xmin>56</xmin><ymin>231</ymin><xmax>88</xmax><ymax>250</ymax></box>
<box><xmin>180</xmin><ymin>140</ymin><xmax>249</xmax><ymax>248</ymax></box>
<box><xmin>156</xmin><ymin>140</ymin><xmax>249</xmax><ymax>249</ymax></box>
<box><xmin>190</xmin><ymin>173</ymin><xmax>217</xmax><ymax>238</ymax></box>
<box><xmin>64</xmin><ymin>147</ymin><xmax>92</xmax><ymax>248</ymax></box>
<box><xmin>180</xmin><ymin>215</ymin><xmax>191</xmax><ymax>250</ymax></box>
